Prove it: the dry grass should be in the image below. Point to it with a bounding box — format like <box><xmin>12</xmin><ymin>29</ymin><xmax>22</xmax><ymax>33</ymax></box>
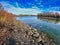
<box><xmin>0</xmin><ymin>10</ymin><xmax>15</xmax><ymax>24</ymax></box>
<box><xmin>0</xmin><ymin>9</ymin><xmax>15</xmax><ymax>45</ymax></box>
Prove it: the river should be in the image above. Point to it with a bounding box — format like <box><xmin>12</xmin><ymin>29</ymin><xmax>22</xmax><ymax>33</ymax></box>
<box><xmin>16</xmin><ymin>16</ymin><xmax>60</xmax><ymax>45</ymax></box>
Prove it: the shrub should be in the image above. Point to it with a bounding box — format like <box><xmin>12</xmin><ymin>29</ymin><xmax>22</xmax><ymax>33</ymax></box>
<box><xmin>0</xmin><ymin>10</ymin><xmax>15</xmax><ymax>26</ymax></box>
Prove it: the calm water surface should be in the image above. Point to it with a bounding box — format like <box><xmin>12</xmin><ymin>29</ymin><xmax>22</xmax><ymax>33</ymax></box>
<box><xmin>16</xmin><ymin>16</ymin><xmax>60</xmax><ymax>45</ymax></box>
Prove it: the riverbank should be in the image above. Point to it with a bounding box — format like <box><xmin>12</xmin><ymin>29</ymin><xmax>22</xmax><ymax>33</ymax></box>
<box><xmin>37</xmin><ymin>12</ymin><xmax>60</xmax><ymax>18</ymax></box>
<box><xmin>1</xmin><ymin>20</ymin><xmax>56</xmax><ymax>45</ymax></box>
<box><xmin>15</xmin><ymin>15</ymin><xmax>37</xmax><ymax>17</ymax></box>
<box><xmin>0</xmin><ymin>18</ymin><xmax>56</xmax><ymax>45</ymax></box>
<box><xmin>0</xmin><ymin>8</ymin><xmax>56</xmax><ymax>45</ymax></box>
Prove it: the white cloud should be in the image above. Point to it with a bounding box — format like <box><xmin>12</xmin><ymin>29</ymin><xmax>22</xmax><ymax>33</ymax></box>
<box><xmin>1</xmin><ymin>1</ymin><xmax>60</xmax><ymax>15</ymax></box>
<box><xmin>47</xmin><ymin>7</ymin><xmax>60</xmax><ymax>11</ymax></box>
<box><xmin>15</xmin><ymin>2</ymin><xmax>19</xmax><ymax>7</ymax></box>
<box><xmin>32</xmin><ymin>6</ymin><xmax>39</xmax><ymax>9</ymax></box>
<box><xmin>7</xmin><ymin>7</ymin><xmax>41</xmax><ymax>15</ymax></box>
<box><xmin>0</xmin><ymin>1</ymin><xmax>41</xmax><ymax>15</ymax></box>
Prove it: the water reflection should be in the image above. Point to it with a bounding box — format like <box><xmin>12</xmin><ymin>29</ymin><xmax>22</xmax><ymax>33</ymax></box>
<box><xmin>16</xmin><ymin>16</ymin><xmax>60</xmax><ymax>45</ymax></box>
<box><xmin>37</xmin><ymin>17</ymin><xmax>60</xmax><ymax>24</ymax></box>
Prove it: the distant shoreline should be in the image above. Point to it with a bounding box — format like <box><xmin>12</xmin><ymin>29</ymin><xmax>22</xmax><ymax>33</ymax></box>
<box><xmin>37</xmin><ymin>12</ymin><xmax>60</xmax><ymax>18</ymax></box>
<box><xmin>15</xmin><ymin>15</ymin><xmax>37</xmax><ymax>17</ymax></box>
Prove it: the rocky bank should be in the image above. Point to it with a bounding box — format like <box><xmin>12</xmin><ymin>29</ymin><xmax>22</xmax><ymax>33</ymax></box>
<box><xmin>0</xmin><ymin>20</ymin><xmax>56</xmax><ymax>45</ymax></box>
<box><xmin>0</xmin><ymin>4</ymin><xmax>56</xmax><ymax>45</ymax></box>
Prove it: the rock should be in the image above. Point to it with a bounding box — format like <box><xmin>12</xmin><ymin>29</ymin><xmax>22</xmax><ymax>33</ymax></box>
<box><xmin>1</xmin><ymin>20</ymin><xmax>56</xmax><ymax>45</ymax></box>
<box><xmin>38</xmin><ymin>37</ymin><xmax>42</xmax><ymax>42</ymax></box>
<box><xmin>32</xmin><ymin>32</ymin><xmax>39</xmax><ymax>38</ymax></box>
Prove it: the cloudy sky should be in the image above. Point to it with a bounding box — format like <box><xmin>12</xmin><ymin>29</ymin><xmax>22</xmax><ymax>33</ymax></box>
<box><xmin>0</xmin><ymin>0</ymin><xmax>60</xmax><ymax>15</ymax></box>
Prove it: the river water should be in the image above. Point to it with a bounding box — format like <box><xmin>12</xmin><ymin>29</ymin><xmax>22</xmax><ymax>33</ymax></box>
<box><xmin>16</xmin><ymin>16</ymin><xmax>60</xmax><ymax>45</ymax></box>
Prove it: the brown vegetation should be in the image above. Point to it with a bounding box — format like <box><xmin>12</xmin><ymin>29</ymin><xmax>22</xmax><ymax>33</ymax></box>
<box><xmin>0</xmin><ymin>3</ymin><xmax>15</xmax><ymax>45</ymax></box>
<box><xmin>0</xmin><ymin>10</ymin><xmax>15</xmax><ymax>25</ymax></box>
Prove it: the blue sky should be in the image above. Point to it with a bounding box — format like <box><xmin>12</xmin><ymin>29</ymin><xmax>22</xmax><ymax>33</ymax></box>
<box><xmin>0</xmin><ymin>0</ymin><xmax>60</xmax><ymax>15</ymax></box>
